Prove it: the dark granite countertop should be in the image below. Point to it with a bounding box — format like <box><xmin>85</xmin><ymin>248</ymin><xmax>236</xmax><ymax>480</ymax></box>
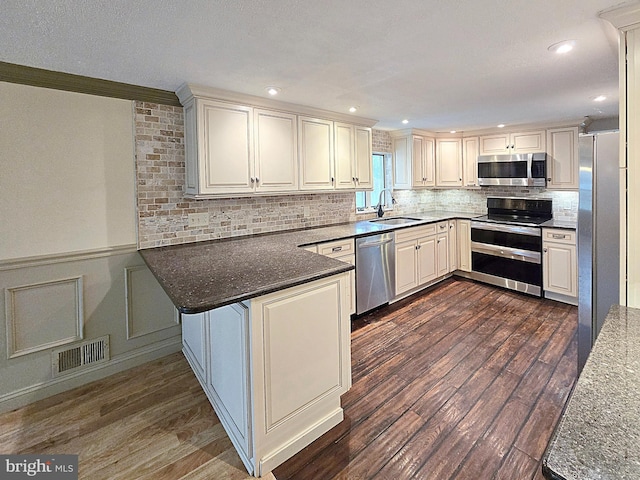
<box><xmin>543</xmin><ymin>305</ymin><xmax>640</xmax><ymax>480</ymax></box>
<box><xmin>140</xmin><ymin>210</ymin><xmax>476</xmax><ymax>313</ymax></box>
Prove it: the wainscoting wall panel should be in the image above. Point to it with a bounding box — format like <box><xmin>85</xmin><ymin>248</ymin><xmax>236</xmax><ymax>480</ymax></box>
<box><xmin>5</xmin><ymin>276</ymin><xmax>83</xmax><ymax>358</ymax></box>
<box><xmin>125</xmin><ymin>265</ymin><xmax>178</xmax><ymax>340</ymax></box>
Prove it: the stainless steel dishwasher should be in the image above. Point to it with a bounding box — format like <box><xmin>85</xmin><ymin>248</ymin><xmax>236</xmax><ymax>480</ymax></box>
<box><xmin>355</xmin><ymin>232</ymin><xmax>395</xmax><ymax>315</ymax></box>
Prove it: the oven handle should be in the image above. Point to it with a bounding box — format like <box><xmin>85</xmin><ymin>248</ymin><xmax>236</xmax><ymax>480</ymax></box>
<box><xmin>471</xmin><ymin>241</ymin><xmax>541</xmax><ymax>264</ymax></box>
<box><xmin>471</xmin><ymin>221</ymin><xmax>541</xmax><ymax>237</ymax></box>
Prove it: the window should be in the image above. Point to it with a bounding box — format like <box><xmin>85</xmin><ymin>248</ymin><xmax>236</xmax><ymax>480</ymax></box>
<box><xmin>356</xmin><ymin>153</ymin><xmax>393</xmax><ymax>213</ymax></box>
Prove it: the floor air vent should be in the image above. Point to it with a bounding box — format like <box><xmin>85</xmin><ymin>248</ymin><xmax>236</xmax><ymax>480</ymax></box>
<box><xmin>52</xmin><ymin>335</ymin><xmax>110</xmax><ymax>376</ymax></box>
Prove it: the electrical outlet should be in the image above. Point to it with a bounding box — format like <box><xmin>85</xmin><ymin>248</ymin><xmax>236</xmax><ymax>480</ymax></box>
<box><xmin>188</xmin><ymin>213</ymin><xmax>209</xmax><ymax>228</ymax></box>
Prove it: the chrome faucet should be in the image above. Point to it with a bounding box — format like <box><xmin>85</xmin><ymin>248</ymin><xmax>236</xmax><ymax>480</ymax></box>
<box><xmin>376</xmin><ymin>188</ymin><xmax>396</xmax><ymax>218</ymax></box>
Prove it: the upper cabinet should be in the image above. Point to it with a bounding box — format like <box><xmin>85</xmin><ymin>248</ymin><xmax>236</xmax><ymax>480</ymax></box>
<box><xmin>391</xmin><ymin>133</ymin><xmax>435</xmax><ymax>189</ymax></box>
<box><xmin>435</xmin><ymin>138</ymin><xmax>463</xmax><ymax>187</ymax></box>
<box><xmin>546</xmin><ymin>127</ymin><xmax>579</xmax><ymax>190</ymax></box>
<box><xmin>479</xmin><ymin>130</ymin><xmax>546</xmax><ymax>155</ymax></box>
<box><xmin>462</xmin><ymin>136</ymin><xmax>479</xmax><ymax>187</ymax></box>
<box><xmin>334</xmin><ymin>123</ymin><xmax>372</xmax><ymax>190</ymax></box>
<box><xmin>298</xmin><ymin>116</ymin><xmax>335</xmax><ymax>190</ymax></box>
<box><xmin>183</xmin><ymin>99</ymin><xmax>254</xmax><ymax>196</ymax></box>
<box><xmin>254</xmin><ymin>109</ymin><xmax>299</xmax><ymax>193</ymax></box>
<box><xmin>176</xmin><ymin>84</ymin><xmax>376</xmax><ymax>198</ymax></box>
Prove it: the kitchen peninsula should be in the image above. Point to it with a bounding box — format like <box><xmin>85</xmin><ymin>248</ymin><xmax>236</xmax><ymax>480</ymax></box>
<box><xmin>140</xmin><ymin>211</ymin><xmax>473</xmax><ymax>476</ymax></box>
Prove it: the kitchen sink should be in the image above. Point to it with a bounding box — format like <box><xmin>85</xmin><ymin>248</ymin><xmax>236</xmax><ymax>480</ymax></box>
<box><xmin>369</xmin><ymin>217</ymin><xmax>422</xmax><ymax>225</ymax></box>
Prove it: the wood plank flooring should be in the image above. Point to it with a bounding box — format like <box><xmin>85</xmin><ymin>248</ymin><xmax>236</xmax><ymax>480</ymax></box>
<box><xmin>273</xmin><ymin>278</ymin><xmax>577</xmax><ymax>480</ymax></box>
<box><xmin>0</xmin><ymin>278</ymin><xmax>577</xmax><ymax>480</ymax></box>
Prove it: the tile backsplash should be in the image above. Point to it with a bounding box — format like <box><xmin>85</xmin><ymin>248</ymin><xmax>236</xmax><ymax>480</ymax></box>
<box><xmin>134</xmin><ymin>104</ymin><xmax>578</xmax><ymax>249</ymax></box>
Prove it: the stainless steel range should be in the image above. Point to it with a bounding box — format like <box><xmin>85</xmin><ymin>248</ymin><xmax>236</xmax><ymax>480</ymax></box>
<box><xmin>468</xmin><ymin>197</ymin><xmax>552</xmax><ymax>296</ymax></box>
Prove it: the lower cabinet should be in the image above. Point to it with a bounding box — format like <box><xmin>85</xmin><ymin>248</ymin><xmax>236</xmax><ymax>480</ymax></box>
<box><xmin>457</xmin><ymin>220</ymin><xmax>472</xmax><ymax>272</ymax></box>
<box><xmin>315</xmin><ymin>239</ymin><xmax>356</xmax><ymax>314</ymax></box>
<box><xmin>181</xmin><ymin>273</ymin><xmax>351</xmax><ymax>477</ymax></box>
<box><xmin>395</xmin><ymin>222</ymin><xmax>450</xmax><ymax>297</ymax></box>
<box><xmin>542</xmin><ymin>228</ymin><xmax>578</xmax><ymax>304</ymax></box>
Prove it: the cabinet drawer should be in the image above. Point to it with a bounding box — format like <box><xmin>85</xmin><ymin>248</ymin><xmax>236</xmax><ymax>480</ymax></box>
<box><xmin>317</xmin><ymin>239</ymin><xmax>354</xmax><ymax>257</ymax></box>
<box><xmin>543</xmin><ymin>229</ymin><xmax>576</xmax><ymax>245</ymax></box>
<box><xmin>395</xmin><ymin>223</ymin><xmax>437</xmax><ymax>243</ymax></box>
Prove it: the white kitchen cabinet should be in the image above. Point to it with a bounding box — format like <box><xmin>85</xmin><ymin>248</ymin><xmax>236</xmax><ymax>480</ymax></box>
<box><xmin>436</xmin><ymin>138</ymin><xmax>463</xmax><ymax>187</ymax></box>
<box><xmin>436</xmin><ymin>222</ymin><xmax>450</xmax><ymax>277</ymax></box>
<box><xmin>254</xmin><ymin>109</ymin><xmax>299</xmax><ymax>192</ymax></box>
<box><xmin>182</xmin><ymin>273</ymin><xmax>351</xmax><ymax>477</ymax></box>
<box><xmin>546</xmin><ymin>127</ymin><xmax>579</xmax><ymax>190</ymax></box>
<box><xmin>392</xmin><ymin>133</ymin><xmax>435</xmax><ymax>189</ymax></box>
<box><xmin>395</xmin><ymin>223</ymin><xmax>450</xmax><ymax>297</ymax></box>
<box><xmin>183</xmin><ymin>99</ymin><xmax>254</xmax><ymax>196</ymax></box>
<box><xmin>543</xmin><ymin>228</ymin><xmax>578</xmax><ymax>304</ymax></box>
<box><xmin>316</xmin><ymin>239</ymin><xmax>356</xmax><ymax>314</ymax></box>
<box><xmin>463</xmin><ymin>136</ymin><xmax>479</xmax><ymax>187</ymax></box>
<box><xmin>299</xmin><ymin>116</ymin><xmax>335</xmax><ymax>191</ymax></box>
<box><xmin>447</xmin><ymin>220</ymin><xmax>458</xmax><ymax>271</ymax></box>
<box><xmin>335</xmin><ymin>123</ymin><xmax>373</xmax><ymax>190</ymax></box>
<box><xmin>457</xmin><ymin>220</ymin><xmax>471</xmax><ymax>272</ymax></box>
<box><xmin>479</xmin><ymin>130</ymin><xmax>546</xmax><ymax>155</ymax></box>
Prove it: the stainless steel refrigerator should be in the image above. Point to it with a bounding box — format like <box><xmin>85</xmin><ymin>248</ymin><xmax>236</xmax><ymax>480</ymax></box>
<box><xmin>578</xmin><ymin>131</ymin><xmax>620</xmax><ymax>373</ymax></box>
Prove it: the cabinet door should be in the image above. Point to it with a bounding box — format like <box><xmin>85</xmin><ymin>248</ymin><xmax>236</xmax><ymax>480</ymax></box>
<box><xmin>395</xmin><ymin>240</ymin><xmax>418</xmax><ymax>294</ymax></box>
<box><xmin>207</xmin><ymin>303</ymin><xmax>252</xmax><ymax>456</ymax></box>
<box><xmin>254</xmin><ymin>109</ymin><xmax>298</xmax><ymax>192</ymax></box>
<box><xmin>393</xmin><ymin>136</ymin><xmax>412</xmax><ymax>189</ymax></box>
<box><xmin>546</xmin><ymin>127</ymin><xmax>578</xmax><ymax>190</ymax></box>
<box><xmin>417</xmin><ymin>235</ymin><xmax>437</xmax><ymax>285</ymax></box>
<box><xmin>458</xmin><ymin>220</ymin><xmax>471</xmax><ymax>272</ymax></box>
<box><xmin>463</xmin><ymin>137</ymin><xmax>479</xmax><ymax>187</ymax></box>
<box><xmin>543</xmin><ymin>242</ymin><xmax>577</xmax><ymax>297</ymax></box>
<box><xmin>355</xmin><ymin>126</ymin><xmax>373</xmax><ymax>189</ymax></box>
<box><xmin>334</xmin><ymin>122</ymin><xmax>355</xmax><ymax>189</ymax></box>
<box><xmin>479</xmin><ymin>134</ymin><xmax>510</xmax><ymax>155</ymax></box>
<box><xmin>199</xmin><ymin>100</ymin><xmax>254</xmax><ymax>194</ymax></box>
<box><xmin>181</xmin><ymin>312</ymin><xmax>207</xmax><ymax>383</ymax></box>
<box><xmin>423</xmin><ymin>137</ymin><xmax>436</xmax><ymax>187</ymax></box>
<box><xmin>299</xmin><ymin>116</ymin><xmax>335</xmax><ymax>190</ymax></box>
<box><xmin>448</xmin><ymin>220</ymin><xmax>457</xmax><ymax>272</ymax></box>
<box><xmin>511</xmin><ymin>130</ymin><xmax>545</xmax><ymax>153</ymax></box>
<box><xmin>436</xmin><ymin>139</ymin><xmax>463</xmax><ymax>187</ymax></box>
<box><xmin>412</xmin><ymin>135</ymin><xmax>427</xmax><ymax>188</ymax></box>
<box><xmin>436</xmin><ymin>233</ymin><xmax>449</xmax><ymax>277</ymax></box>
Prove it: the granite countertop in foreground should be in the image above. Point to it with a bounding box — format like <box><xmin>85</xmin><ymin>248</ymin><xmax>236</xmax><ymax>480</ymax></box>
<box><xmin>140</xmin><ymin>210</ymin><xmax>476</xmax><ymax>313</ymax></box>
<box><xmin>543</xmin><ymin>304</ymin><xmax>640</xmax><ymax>480</ymax></box>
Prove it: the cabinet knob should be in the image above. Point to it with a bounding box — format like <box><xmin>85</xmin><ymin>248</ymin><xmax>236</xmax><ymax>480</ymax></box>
<box><xmin>331</xmin><ymin>177</ymin><xmax>335</xmax><ymax>183</ymax></box>
<box><xmin>547</xmin><ymin>178</ymin><xmax>552</xmax><ymax>181</ymax></box>
<box><xmin>250</xmin><ymin>177</ymin><xmax>255</xmax><ymax>183</ymax></box>
<box><xmin>255</xmin><ymin>177</ymin><xmax>259</xmax><ymax>183</ymax></box>
<box><xmin>356</xmin><ymin>177</ymin><xmax>359</xmax><ymax>182</ymax></box>
<box><xmin>543</xmin><ymin>248</ymin><xmax>548</xmax><ymax>253</ymax></box>
<box><xmin>353</xmin><ymin>177</ymin><xmax>356</xmax><ymax>182</ymax></box>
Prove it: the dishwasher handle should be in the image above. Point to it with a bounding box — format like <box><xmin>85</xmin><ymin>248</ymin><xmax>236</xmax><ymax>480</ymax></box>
<box><xmin>358</xmin><ymin>238</ymin><xmax>394</xmax><ymax>248</ymax></box>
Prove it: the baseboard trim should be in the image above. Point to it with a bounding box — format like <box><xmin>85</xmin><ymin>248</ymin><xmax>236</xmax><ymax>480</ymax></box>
<box><xmin>0</xmin><ymin>336</ymin><xmax>182</xmax><ymax>413</ymax></box>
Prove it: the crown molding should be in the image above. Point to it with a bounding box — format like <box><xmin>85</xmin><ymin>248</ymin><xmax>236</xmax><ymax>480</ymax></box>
<box><xmin>0</xmin><ymin>62</ymin><xmax>180</xmax><ymax>106</ymax></box>
<box><xmin>599</xmin><ymin>2</ymin><xmax>640</xmax><ymax>30</ymax></box>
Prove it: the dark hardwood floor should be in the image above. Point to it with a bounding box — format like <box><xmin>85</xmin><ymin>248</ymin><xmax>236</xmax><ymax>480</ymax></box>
<box><xmin>273</xmin><ymin>278</ymin><xmax>577</xmax><ymax>480</ymax></box>
<box><xmin>0</xmin><ymin>278</ymin><xmax>577</xmax><ymax>480</ymax></box>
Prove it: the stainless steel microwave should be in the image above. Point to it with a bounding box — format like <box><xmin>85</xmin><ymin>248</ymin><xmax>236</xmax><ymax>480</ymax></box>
<box><xmin>477</xmin><ymin>153</ymin><xmax>547</xmax><ymax>187</ymax></box>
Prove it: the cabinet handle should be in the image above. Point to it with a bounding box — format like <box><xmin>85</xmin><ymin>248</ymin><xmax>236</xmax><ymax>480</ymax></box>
<box><xmin>331</xmin><ymin>246</ymin><xmax>343</xmax><ymax>252</ymax></box>
<box><xmin>552</xmin><ymin>234</ymin><xmax>568</xmax><ymax>239</ymax></box>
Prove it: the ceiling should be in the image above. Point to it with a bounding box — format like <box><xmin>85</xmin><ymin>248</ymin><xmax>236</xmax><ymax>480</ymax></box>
<box><xmin>0</xmin><ymin>0</ymin><xmax>630</xmax><ymax>132</ymax></box>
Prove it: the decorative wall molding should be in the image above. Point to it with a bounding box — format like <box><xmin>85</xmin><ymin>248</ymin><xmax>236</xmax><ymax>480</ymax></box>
<box><xmin>124</xmin><ymin>265</ymin><xmax>179</xmax><ymax>340</ymax></box>
<box><xmin>5</xmin><ymin>277</ymin><xmax>84</xmax><ymax>358</ymax></box>
<box><xmin>0</xmin><ymin>61</ymin><xmax>181</xmax><ymax>106</ymax></box>
<box><xmin>0</xmin><ymin>244</ymin><xmax>138</xmax><ymax>271</ymax></box>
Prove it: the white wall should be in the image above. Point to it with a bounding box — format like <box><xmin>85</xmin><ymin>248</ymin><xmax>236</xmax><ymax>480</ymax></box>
<box><xmin>0</xmin><ymin>83</ymin><xmax>180</xmax><ymax>412</ymax></box>
<box><xmin>0</xmin><ymin>82</ymin><xmax>136</xmax><ymax>259</ymax></box>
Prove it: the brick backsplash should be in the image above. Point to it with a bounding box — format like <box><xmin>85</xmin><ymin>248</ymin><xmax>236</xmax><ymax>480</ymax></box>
<box><xmin>134</xmin><ymin>104</ymin><xmax>577</xmax><ymax>249</ymax></box>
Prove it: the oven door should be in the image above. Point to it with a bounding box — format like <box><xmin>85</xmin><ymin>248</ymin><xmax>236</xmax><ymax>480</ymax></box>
<box><xmin>469</xmin><ymin>221</ymin><xmax>543</xmax><ymax>296</ymax></box>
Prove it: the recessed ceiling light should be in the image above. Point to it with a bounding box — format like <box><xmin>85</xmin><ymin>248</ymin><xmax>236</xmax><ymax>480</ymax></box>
<box><xmin>497</xmin><ymin>124</ymin><xmax>506</xmax><ymax>128</ymax></box>
<box><xmin>592</xmin><ymin>95</ymin><xmax>607</xmax><ymax>102</ymax></box>
<box><xmin>548</xmin><ymin>40</ymin><xmax>575</xmax><ymax>54</ymax></box>
<box><xmin>450</xmin><ymin>130</ymin><xmax>457</xmax><ymax>134</ymax></box>
<box><xmin>402</xmin><ymin>119</ymin><xmax>409</xmax><ymax>124</ymax></box>
<box><xmin>266</xmin><ymin>86</ymin><xmax>281</xmax><ymax>96</ymax></box>
<box><xmin>349</xmin><ymin>106</ymin><xmax>358</xmax><ymax>113</ymax></box>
